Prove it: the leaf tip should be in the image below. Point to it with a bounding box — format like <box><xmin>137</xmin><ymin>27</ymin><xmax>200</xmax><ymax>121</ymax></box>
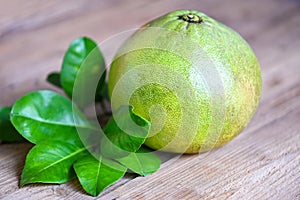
<box><xmin>20</xmin><ymin>178</ymin><xmax>29</xmax><ymax>187</ymax></box>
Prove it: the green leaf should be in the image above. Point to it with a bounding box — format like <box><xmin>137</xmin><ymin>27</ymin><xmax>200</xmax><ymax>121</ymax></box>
<box><xmin>11</xmin><ymin>90</ymin><xmax>98</xmax><ymax>144</ymax></box>
<box><xmin>74</xmin><ymin>155</ymin><xmax>126</xmax><ymax>196</ymax></box>
<box><xmin>47</xmin><ymin>72</ymin><xmax>62</xmax><ymax>88</ymax></box>
<box><xmin>21</xmin><ymin>140</ymin><xmax>88</xmax><ymax>186</ymax></box>
<box><xmin>97</xmin><ymin>82</ymin><xmax>109</xmax><ymax>102</ymax></box>
<box><xmin>117</xmin><ymin>147</ymin><xmax>161</xmax><ymax>176</ymax></box>
<box><xmin>60</xmin><ymin>37</ymin><xmax>106</xmax><ymax>106</ymax></box>
<box><xmin>101</xmin><ymin>105</ymin><xmax>151</xmax><ymax>159</ymax></box>
<box><xmin>0</xmin><ymin>107</ymin><xmax>24</xmax><ymax>142</ymax></box>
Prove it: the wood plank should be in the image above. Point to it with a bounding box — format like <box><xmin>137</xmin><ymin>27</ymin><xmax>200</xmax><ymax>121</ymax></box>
<box><xmin>0</xmin><ymin>0</ymin><xmax>113</xmax><ymax>37</ymax></box>
<box><xmin>0</xmin><ymin>0</ymin><xmax>299</xmax><ymax>199</ymax></box>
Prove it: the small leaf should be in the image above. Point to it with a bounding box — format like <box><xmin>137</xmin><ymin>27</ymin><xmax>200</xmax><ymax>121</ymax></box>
<box><xmin>11</xmin><ymin>90</ymin><xmax>98</xmax><ymax>144</ymax></box>
<box><xmin>21</xmin><ymin>140</ymin><xmax>88</xmax><ymax>186</ymax></box>
<box><xmin>0</xmin><ymin>107</ymin><xmax>24</xmax><ymax>142</ymax></box>
<box><xmin>47</xmin><ymin>72</ymin><xmax>62</xmax><ymax>88</ymax></box>
<box><xmin>74</xmin><ymin>154</ymin><xmax>126</xmax><ymax>196</ymax></box>
<box><xmin>60</xmin><ymin>37</ymin><xmax>106</xmax><ymax>106</ymax></box>
<box><xmin>101</xmin><ymin>105</ymin><xmax>151</xmax><ymax>159</ymax></box>
<box><xmin>117</xmin><ymin>147</ymin><xmax>161</xmax><ymax>176</ymax></box>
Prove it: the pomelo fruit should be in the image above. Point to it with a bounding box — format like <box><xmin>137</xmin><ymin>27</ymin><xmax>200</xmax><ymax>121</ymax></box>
<box><xmin>108</xmin><ymin>10</ymin><xmax>261</xmax><ymax>153</ymax></box>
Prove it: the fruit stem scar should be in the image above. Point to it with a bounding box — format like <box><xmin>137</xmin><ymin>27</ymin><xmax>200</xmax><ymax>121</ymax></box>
<box><xmin>179</xmin><ymin>14</ymin><xmax>203</xmax><ymax>23</ymax></box>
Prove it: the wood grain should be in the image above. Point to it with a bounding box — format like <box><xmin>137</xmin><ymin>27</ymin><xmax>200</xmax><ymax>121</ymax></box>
<box><xmin>0</xmin><ymin>0</ymin><xmax>299</xmax><ymax>199</ymax></box>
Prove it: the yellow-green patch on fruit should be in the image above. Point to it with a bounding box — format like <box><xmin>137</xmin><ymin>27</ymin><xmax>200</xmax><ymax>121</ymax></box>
<box><xmin>108</xmin><ymin>10</ymin><xmax>262</xmax><ymax>153</ymax></box>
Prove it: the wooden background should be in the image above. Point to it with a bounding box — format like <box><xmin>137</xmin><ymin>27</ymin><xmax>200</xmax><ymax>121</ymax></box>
<box><xmin>0</xmin><ymin>0</ymin><xmax>299</xmax><ymax>199</ymax></box>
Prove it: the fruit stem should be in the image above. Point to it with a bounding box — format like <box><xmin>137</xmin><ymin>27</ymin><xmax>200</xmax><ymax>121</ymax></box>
<box><xmin>180</xmin><ymin>14</ymin><xmax>203</xmax><ymax>23</ymax></box>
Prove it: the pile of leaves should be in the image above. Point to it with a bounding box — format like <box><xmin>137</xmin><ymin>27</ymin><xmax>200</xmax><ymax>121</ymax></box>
<box><xmin>0</xmin><ymin>37</ymin><xmax>161</xmax><ymax>197</ymax></box>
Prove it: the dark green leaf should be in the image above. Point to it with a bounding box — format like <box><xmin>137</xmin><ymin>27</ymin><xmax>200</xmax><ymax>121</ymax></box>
<box><xmin>117</xmin><ymin>147</ymin><xmax>161</xmax><ymax>176</ymax></box>
<box><xmin>60</xmin><ymin>37</ymin><xmax>106</xmax><ymax>106</ymax></box>
<box><xmin>47</xmin><ymin>72</ymin><xmax>62</xmax><ymax>88</ymax></box>
<box><xmin>21</xmin><ymin>140</ymin><xmax>88</xmax><ymax>186</ymax></box>
<box><xmin>0</xmin><ymin>107</ymin><xmax>24</xmax><ymax>142</ymax></box>
<box><xmin>101</xmin><ymin>105</ymin><xmax>151</xmax><ymax>159</ymax></box>
<box><xmin>11</xmin><ymin>90</ymin><xmax>98</xmax><ymax>144</ymax></box>
<box><xmin>96</xmin><ymin>82</ymin><xmax>109</xmax><ymax>102</ymax></box>
<box><xmin>74</xmin><ymin>155</ymin><xmax>126</xmax><ymax>196</ymax></box>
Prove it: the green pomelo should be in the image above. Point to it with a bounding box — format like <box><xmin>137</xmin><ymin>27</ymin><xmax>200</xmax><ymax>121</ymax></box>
<box><xmin>108</xmin><ymin>10</ymin><xmax>262</xmax><ymax>153</ymax></box>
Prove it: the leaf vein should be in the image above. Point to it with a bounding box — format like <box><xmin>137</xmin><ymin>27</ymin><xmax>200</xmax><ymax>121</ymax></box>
<box><xmin>12</xmin><ymin>114</ymin><xmax>98</xmax><ymax>131</ymax></box>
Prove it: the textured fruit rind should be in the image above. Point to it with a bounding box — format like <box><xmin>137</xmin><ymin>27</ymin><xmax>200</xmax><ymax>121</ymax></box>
<box><xmin>108</xmin><ymin>10</ymin><xmax>262</xmax><ymax>153</ymax></box>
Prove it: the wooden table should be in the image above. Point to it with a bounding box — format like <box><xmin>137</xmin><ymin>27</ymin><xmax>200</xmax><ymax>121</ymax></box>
<box><xmin>1</xmin><ymin>0</ymin><xmax>299</xmax><ymax>199</ymax></box>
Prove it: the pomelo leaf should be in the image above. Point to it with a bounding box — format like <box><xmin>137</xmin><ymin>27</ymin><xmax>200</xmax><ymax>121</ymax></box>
<box><xmin>101</xmin><ymin>105</ymin><xmax>151</xmax><ymax>159</ymax></box>
<box><xmin>0</xmin><ymin>107</ymin><xmax>24</xmax><ymax>142</ymax></box>
<box><xmin>74</xmin><ymin>155</ymin><xmax>126</xmax><ymax>196</ymax></box>
<box><xmin>117</xmin><ymin>147</ymin><xmax>161</xmax><ymax>176</ymax></box>
<box><xmin>46</xmin><ymin>72</ymin><xmax>62</xmax><ymax>88</ymax></box>
<box><xmin>60</xmin><ymin>37</ymin><xmax>106</xmax><ymax>106</ymax></box>
<box><xmin>11</xmin><ymin>90</ymin><xmax>98</xmax><ymax>145</ymax></box>
<box><xmin>20</xmin><ymin>140</ymin><xmax>88</xmax><ymax>186</ymax></box>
